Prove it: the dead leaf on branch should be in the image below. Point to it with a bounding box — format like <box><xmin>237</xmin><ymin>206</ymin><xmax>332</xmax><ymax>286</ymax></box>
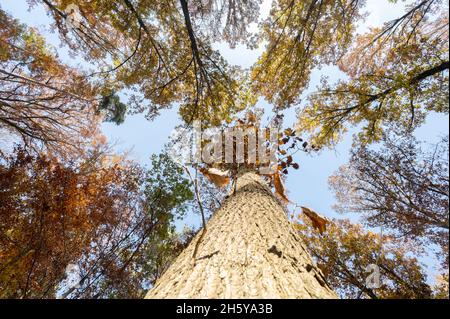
<box><xmin>199</xmin><ymin>168</ymin><xmax>230</xmax><ymax>188</ymax></box>
<box><xmin>273</xmin><ymin>172</ymin><xmax>289</xmax><ymax>203</ymax></box>
<box><xmin>302</xmin><ymin>206</ymin><xmax>328</xmax><ymax>234</ymax></box>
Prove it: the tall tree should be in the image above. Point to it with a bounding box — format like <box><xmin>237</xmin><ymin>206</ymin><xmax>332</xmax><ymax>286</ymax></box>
<box><xmin>2</xmin><ymin>0</ymin><xmax>447</xmax><ymax>300</ymax></box>
<box><xmin>146</xmin><ymin>172</ymin><xmax>337</xmax><ymax>298</ymax></box>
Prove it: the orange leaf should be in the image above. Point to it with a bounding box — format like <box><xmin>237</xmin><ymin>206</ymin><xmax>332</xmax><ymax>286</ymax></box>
<box><xmin>199</xmin><ymin>168</ymin><xmax>230</xmax><ymax>188</ymax></box>
<box><xmin>273</xmin><ymin>172</ymin><xmax>289</xmax><ymax>203</ymax></box>
<box><xmin>302</xmin><ymin>207</ymin><xmax>328</xmax><ymax>234</ymax></box>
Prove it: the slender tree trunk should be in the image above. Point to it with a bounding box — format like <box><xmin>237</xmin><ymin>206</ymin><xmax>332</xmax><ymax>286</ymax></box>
<box><xmin>145</xmin><ymin>172</ymin><xmax>337</xmax><ymax>298</ymax></box>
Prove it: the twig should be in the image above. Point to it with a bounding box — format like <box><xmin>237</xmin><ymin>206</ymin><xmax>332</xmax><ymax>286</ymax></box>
<box><xmin>183</xmin><ymin>165</ymin><xmax>207</xmax><ymax>261</ymax></box>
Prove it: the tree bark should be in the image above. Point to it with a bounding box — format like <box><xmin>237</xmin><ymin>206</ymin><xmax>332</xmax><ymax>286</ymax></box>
<box><xmin>145</xmin><ymin>172</ymin><xmax>337</xmax><ymax>298</ymax></box>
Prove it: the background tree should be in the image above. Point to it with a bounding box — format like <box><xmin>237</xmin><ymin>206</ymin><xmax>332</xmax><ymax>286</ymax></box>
<box><xmin>0</xmin><ymin>147</ymin><xmax>139</xmax><ymax>298</ymax></box>
<box><xmin>0</xmin><ymin>9</ymin><xmax>102</xmax><ymax>157</ymax></box>
<box><xmin>329</xmin><ymin>135</ymin><xmax>449</xmax><ymax>269</ymax></box>
<box><xmin>32</xmin><ymin>0</ymin><xmax>254</xmax><ymax>126</ymax></box>
<box><xmin>60</xmin><ymin>152</ymin><xmax>194</xmax><ymax>299</ymax></box>
<box><xmin>296</xmin><ymin>217</ymin><xmax>433</xmax><ymax>299</ymax></box>
<box><xmin>251</xmin><ymin>0</ymin><xmax>365</xmax><ymax>109</ymax></box>
<box><xmin>0</xmin><ymin>148</ymin><xmax>194</xmax><ymax>299</ymax></box>
<box><xmin>433</xmin><ymin>273</ymin><xmax>449</xmax><ymax>298</ymax></box>
<box><xmin>97</xmin><ymin>92</ymin><xmax>128</xmax><ymax>125</ymax></box>
<box><xmin>297</xmin><ymin>0</ymin><xmax>449</xmax><ymax>147</ymax></box>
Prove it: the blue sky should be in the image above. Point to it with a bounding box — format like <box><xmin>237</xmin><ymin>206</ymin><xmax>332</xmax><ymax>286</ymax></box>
<box><xmin>2</xmin><ymin>0</ymin><xmax>448</xmax><ymax>283</ymax></box>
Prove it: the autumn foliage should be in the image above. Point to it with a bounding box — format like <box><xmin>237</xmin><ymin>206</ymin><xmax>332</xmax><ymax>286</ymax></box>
<box><xmin>0</xmin><ymin>0</ymin><xmax>448</xmax><ymax>299</ymax></box>
<box><xmin>0</xmin><ymin>149</ymin><xmax>136</xmax><ymax>297</ymax></box>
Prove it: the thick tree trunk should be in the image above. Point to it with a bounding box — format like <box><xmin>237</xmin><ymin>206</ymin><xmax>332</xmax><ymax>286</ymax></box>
<box><xmin>145</xmin><ymin>172</ymin><xmax>337</xmax><ymax>298</ymax></box>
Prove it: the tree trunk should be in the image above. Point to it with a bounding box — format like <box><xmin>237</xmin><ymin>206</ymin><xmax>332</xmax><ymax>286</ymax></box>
<box><xmin>145</xmin><ymin>172</ymin><xmax>337</xmax><ymax>298</ymax></box>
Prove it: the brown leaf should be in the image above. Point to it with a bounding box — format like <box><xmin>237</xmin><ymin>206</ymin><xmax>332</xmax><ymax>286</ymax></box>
<box><xmin>273</xmin><ymin>172</ymin><xmax>289</xmax><ymax>203</ymax></box>
<box><xmin>199</xmin><ymin>168</ymin><xmax>230</xmax><ymax>188</ymax></box>
<box><xmin>302</xmin><ymin>206</ymin><xmax>328</xmax><ymax>234</ymax></box>
<box><xmin>287</xmin><ymin>155</ymin><xmax>293</xmax><ymax>165</ymax></box>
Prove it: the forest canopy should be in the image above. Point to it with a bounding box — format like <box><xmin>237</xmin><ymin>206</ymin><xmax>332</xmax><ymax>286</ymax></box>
<box><xmin>0</xmin><ymin>0</ymin><xmax>448</xmax><ymax>299</ymax></box>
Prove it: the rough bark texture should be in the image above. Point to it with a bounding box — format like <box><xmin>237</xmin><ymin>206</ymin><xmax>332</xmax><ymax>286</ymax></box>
<box><xmin>145</xmin><ymin>172</ymin><xmax>337</xmax><ymax>299</ymax></box>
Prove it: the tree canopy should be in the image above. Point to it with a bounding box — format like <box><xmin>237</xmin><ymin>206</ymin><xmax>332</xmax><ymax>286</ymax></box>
<box><xmin>0</xmin><ymin>0</ymin><xmax>448</xmax><ymax>299</ymax></box>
